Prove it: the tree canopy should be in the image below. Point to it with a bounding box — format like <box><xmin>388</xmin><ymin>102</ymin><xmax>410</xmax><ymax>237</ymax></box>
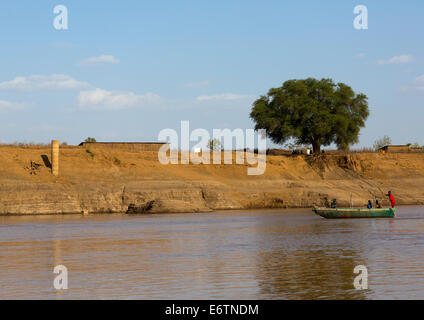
<box><xmin>250</xmin><ymin>78</ymin><xmax>369</xmax><ymax>153</ymax></box>
<box><xmin>207</xmin><ymin>138</ymin><xmax>222</xmax><ymax>151</ymax></box>
<box><xmin>373</xmin><ymin>135</ymin><xmax>392</xmax><ymax>150</ymax></box>
<box><xmin>84</xmin><ymin>137</ymin><xmax>97</xmax><ymax>143</ymax></box>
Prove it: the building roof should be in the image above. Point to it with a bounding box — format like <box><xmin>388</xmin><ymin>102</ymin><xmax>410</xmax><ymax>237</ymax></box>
<box><xmin>78</xmin><ymin>141</ymin><xmax>168</xmax><ymax>146</ymax></box>
<box><xmin>379</xmin><ymin>145</ymin><xmax>409</xmax><ymax>149</ymax></box>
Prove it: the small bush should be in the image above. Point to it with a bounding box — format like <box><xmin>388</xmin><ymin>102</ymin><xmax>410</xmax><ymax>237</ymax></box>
<box><xmin>86</xmin><ymin>149</ymin><xmax>94</xmax><ymax>159</ymax></box>
<box><xmin>373</xmin><ymin>135</ymin><xmax>392</xmax><ymax>150</ymax></box>
<box><xmin>408</xmin><ymin>142</ymin><xmax>421</xmax><ymax>149</ymax></box>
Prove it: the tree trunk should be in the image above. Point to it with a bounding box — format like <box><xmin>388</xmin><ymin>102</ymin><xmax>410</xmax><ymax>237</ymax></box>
<box><xmin>312</xmin><ymin>141</ymin><xmax>321</xmax><ymax>154</ymax></box>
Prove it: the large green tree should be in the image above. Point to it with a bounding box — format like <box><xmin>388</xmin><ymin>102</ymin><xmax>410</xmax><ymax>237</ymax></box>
<box><xmin>250</xmin><ymin>78</ymin><xmax>369</xmax><ymax>153</ymax></box>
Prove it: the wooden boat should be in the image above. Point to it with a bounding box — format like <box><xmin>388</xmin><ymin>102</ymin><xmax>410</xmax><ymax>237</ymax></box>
<box><xmin>313</xmin><ymin>206</ymin><xmax>396</xmax><ymax>219</ymax></box>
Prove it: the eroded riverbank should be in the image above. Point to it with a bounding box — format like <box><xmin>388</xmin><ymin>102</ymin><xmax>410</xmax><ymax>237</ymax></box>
<box><xmin>1</xmin><ymin>145</ymin><xmax>424</xmax><ymax>215</ymax></box>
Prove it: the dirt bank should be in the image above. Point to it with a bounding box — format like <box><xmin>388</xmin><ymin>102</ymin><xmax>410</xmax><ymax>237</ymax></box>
<box><xmin>1</xmin><ymin>145</ymin><xmax>424</xmax><ymax>215</ymax></box>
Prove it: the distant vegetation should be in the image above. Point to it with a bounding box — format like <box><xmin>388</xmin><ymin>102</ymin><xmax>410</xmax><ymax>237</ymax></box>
<box><xmin>0</xmin><ymin>142</ymin><xmax>49</xmax><ymax>147</ymax></box>
<box><xmin>207</xmin><ymin>138</ymin><xmax>222</xmax><ymax>151</ymax></box>
<box><xmin>373</xmin><ymin>135</ymin><xmax>392</xmax><ymax>150</ymax></box>
<box><xmin>84</xmin><ymin>137</ymin><xmax>97</xmax><ymax>143</ymax></box>
<box><xmin>250</xmin><ymin>78</ymin><xmax>369</xmax><ymax>154</ymax></box>
<box><xmin>406</xmin><ymin>142</ymin><xmax>424</xmax><ymax>148</ymax></box>
<box><xmin>86</xmin><ymin>149</ymin><xmax>95</xmax><ymax>159</ymax></box>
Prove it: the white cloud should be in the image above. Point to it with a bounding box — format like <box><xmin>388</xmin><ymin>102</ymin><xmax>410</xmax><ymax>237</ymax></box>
<box><xmin>410</xmin><ymin>74</ymin><xmax>424</xmax><ymax>91</ymax></box>
<box><xmin>196</xmin><ymin>93</ymin><xmax>253</xmax><ymax>102</ymax></box>
<box><xmin>78</xmin><ymin>88</ymin><xmax>161</xmax><ymax>110</ymax></box>
<box><xmin>400</xmin><ymin>75</ymin><xmax>424</xmax><ymax>93</ymax></box>
<box><xmin>414</xmin><ymin>74</ymin><xmax>424</xmax><ymax>83</ymax></box>
<box><xmin>79</xmin><ymin>55</ymin><xmax>120</xmax><ymax>66</ymax></box>
<box><xmin>182</xmin><ymin>80</ymin><xmax>210</xmax><ymax>88</ymax></box>
<box><xmin>0</xmin><ymin>100</ymin><xmax>28</xmax><ymax>112</ymax></box>
<box><xmin>355</xmin><ymin>53</ymin><xmax>366</xmax><ymax>58</ymax></box>
<box><xmin>0</xmin><ymin>74</ymin><xmax>90</xmax><ymax>91</ymax></box>
<box><xmin>377</xmin><ymin>55</ymin><xmax>413</xmax><ymax>65</ymax></box>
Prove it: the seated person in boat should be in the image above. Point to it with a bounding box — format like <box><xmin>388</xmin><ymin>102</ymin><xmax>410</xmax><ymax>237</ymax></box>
<box><xmin>375</xmin><ymin>200</ymin><xmax>382</xmax><ymax>208</ymax></box>
<box><xmin>367</xmin><ymin>200</ymin><xmax>373</xmax><ymax>209</ymax></box>
<box><xmin>331</xmin><ymin>199</ymin><xmax>337</xmax><ymax>209</ymax></box>
<box><xmin>386</xmin><ymin>191</ymin><xmax>396</xmax><ymax>208</ymax></box>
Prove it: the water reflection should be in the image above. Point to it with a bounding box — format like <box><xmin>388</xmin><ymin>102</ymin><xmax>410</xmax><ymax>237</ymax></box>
<box><xmin>256</xmin><ymin>249</ymin><xmax>368</xmax><ymax>299</ymax></box>
<box><xmin>1</xmin><ymin>207</ymin><xmax>424</xmax><ymax>299</ymax></box>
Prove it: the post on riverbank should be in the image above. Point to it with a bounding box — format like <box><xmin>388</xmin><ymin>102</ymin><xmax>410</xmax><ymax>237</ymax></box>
<box><xmin>51</xmin><ymin>140</ymin><xmax>59</xmax><ymax>176</ymax></box>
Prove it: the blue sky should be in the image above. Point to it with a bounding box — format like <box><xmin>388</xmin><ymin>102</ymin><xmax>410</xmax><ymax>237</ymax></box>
<box><xmin>0</xmin><ymin>0</ymin><xmax>423</xmax><ymax>147</ymax></box>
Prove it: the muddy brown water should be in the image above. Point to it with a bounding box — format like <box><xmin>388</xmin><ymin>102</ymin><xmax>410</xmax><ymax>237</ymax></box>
<box><xmin>1</xmin><ymin>207</ymin><xmax>424</xmax><ymax>299</ymax></box>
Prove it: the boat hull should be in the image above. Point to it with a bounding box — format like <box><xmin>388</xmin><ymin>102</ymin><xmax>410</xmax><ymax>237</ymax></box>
<box><xmin>313</xmin><ymin>207</ymin><xmax>396</xmax><ymax>219</ymax></box>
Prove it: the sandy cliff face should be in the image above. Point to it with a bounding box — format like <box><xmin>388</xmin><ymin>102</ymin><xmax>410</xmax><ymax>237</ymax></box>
<box><xmin>1</xmin><ymin>146</ymin><xmax>424</xmax><ymax>215</ymax></box>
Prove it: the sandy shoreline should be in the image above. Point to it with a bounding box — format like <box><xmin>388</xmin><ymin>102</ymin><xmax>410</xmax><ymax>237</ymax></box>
<box><xmin>0</xmin><ymin>207</ymin><xmax>313</xmax><ymax>217</ymax></box>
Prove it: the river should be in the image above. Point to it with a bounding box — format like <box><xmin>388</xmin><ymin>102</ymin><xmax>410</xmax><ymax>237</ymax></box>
<box><xmin>1</xmin><ymin>206</ymin><xmax>424</xmax><ymax>299</ymax></box>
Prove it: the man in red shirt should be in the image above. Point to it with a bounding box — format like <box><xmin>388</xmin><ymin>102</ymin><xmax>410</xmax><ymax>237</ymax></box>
<box><xmin>387</xmin><ymin>191</ymin><xmax>396</xmax><ymax>208</ymax></box>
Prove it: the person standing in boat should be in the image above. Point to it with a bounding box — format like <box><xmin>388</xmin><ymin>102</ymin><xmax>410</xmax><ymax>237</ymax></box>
<box><xmin>367</xmin><ymin>200</ymin><xmax>373</xmax><ymax>209</ymax></box>
<box><xmin>386</xmin><ymin>191</ymin><xmax>396</xmax><ymax>208</ymax></box>
<box><xmin>375</xmin><ymin>200</ymin><xmax>382</xmax><ymax>208</ymax></box>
